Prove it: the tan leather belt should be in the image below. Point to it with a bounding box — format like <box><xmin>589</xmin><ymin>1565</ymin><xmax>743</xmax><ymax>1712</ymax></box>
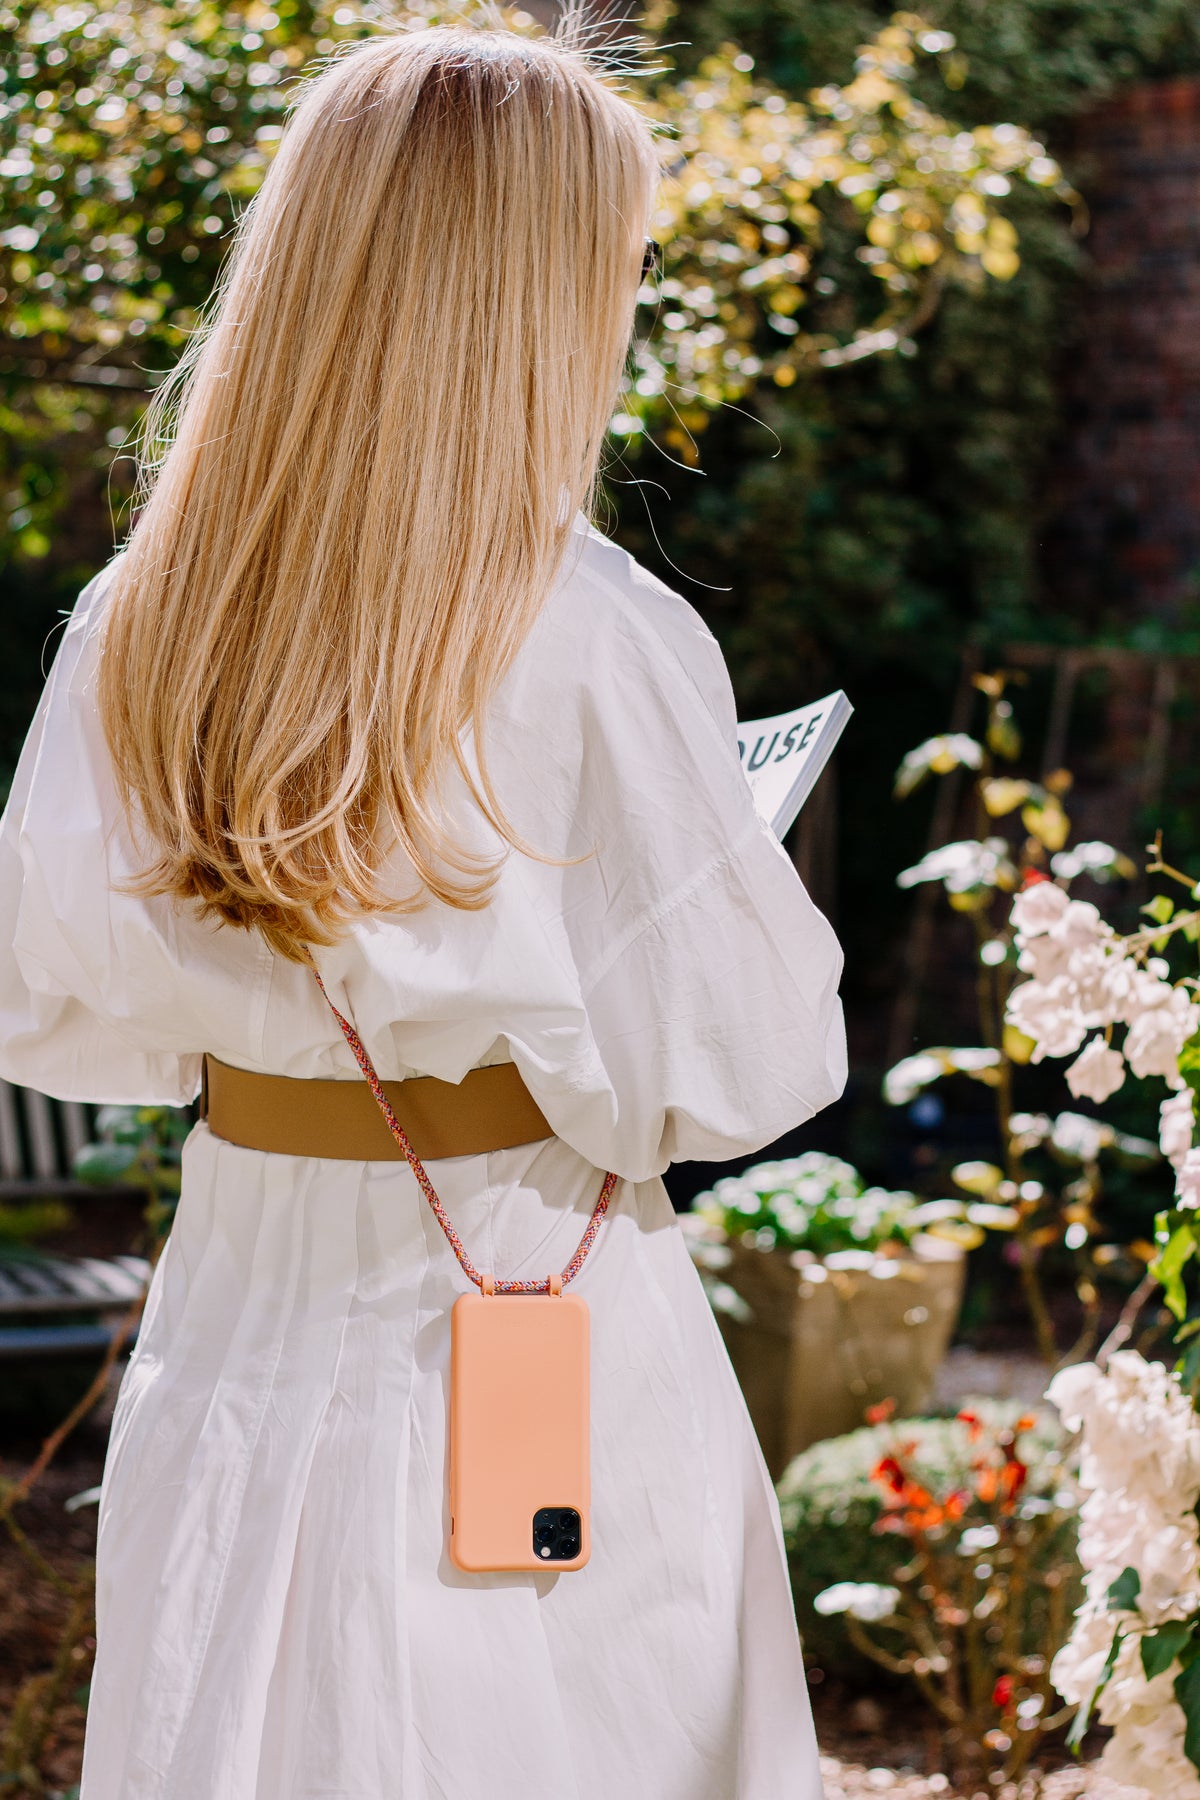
<box><xmin>199</xmin><ymin>1052</ymin><xmax>554</xmax><ymax>1161</ymax></box>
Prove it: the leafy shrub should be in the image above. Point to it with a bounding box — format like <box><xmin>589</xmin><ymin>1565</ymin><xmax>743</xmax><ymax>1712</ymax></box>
<box><xmin>777</xmin><ymin>1397</ymin><xmax>1079</xmax><ymax>1677</ymax></box>
<box><xmin>688</xmin><ymin>1147</ymin><xmax>1012</xmax><ymax>1258</ymax></box>
<box><xmin>690</xmin><ymin>1150</ymin><xmax>932</xmax><ymax>1257</ymax></box>
<box><xmin>73</xmin><ymin>1104</ymin><xmax>189</xmax><ymax>1243</ymax></box>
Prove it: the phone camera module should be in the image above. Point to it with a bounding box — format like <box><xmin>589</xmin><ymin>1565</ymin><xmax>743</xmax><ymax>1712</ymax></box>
<box><xmin>532</xmin><ymin>1506</ymin><xmax>582</xmax><ymax>1561</ymax></box>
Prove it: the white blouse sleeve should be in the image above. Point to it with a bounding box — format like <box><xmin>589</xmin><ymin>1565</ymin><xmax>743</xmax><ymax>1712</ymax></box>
<box><xmin>492</xmin><ymin>542</ymin><xmax>848</xmax><ymax>1183</ymax></box>
<box><xmin>0</xmin><ymin>563</ymin><xmax>224</xmax><ymax>1105</ymax></box>
<box><xmin>575</xmin><ymin>809</ymin><xmax>847</xmax><ymax>1178</ymax></box>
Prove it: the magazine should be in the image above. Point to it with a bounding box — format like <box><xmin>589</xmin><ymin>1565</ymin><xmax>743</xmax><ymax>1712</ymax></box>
<box><xmin>737</xmin><ymin>691</ymin><xmax>853</xmax><ymax>839</ymax></box>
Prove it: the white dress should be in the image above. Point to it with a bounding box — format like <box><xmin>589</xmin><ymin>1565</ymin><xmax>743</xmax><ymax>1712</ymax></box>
<box><xmin>0</xmin><ymin>512</ymin><xmax>846</xmax><ymax>1800</ymax></box>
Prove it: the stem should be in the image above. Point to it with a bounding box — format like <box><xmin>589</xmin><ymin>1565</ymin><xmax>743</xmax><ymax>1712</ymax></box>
<box><xmin>2</xmin><ymin>1509</ymin><xmax>76</xmax><ymax>1597</ymax></box>
<box><xmin>1095</xmin><ymin>1269</ymin><xmax>1159</xmax><ymax>1368</ymax></box>
<box><xmin>1</xmin><ymin>1285</ymin><xmax>144</xmax><ymax>1523</ymax></box>
<box><xmin>0</xmin><ymin>1580</ymin><xmax>93</xmax><ymax>1786</ymax></box>
<box><xmin>1144</xmin><ymin>836</ymin><xmax>1198</xmax><ymax>891</ymax></box>
<box><xmin>1057</xmin><ymin>1239</ymin><xmax>1103</xmax><ymax>1372</ymax></box>
<box><xmin>988</xmin><ymin>931</ymin><xmax>1059</xmax><ymax>1365</ymax></box>
<box><xmin>1015</xmin><ymin>1226</ymin><xmax>1059</xmax><ymax>1367</ymax></box>
<box><xmin>843</xmin><ymin>1615</ymin><xmax>965</xmax><ymax>1725</ymax></box>
<box><xmin>1122</xmin><ymin>911</ymin><xmax>1200</xmax><ymax>955</ymax></box>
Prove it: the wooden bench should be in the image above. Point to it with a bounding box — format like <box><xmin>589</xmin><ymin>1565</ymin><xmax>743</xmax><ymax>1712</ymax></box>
<box><xmin>0</xmin><ymin>1083</ymin><xmax>151</xmax><ymax>1359</ymax></box>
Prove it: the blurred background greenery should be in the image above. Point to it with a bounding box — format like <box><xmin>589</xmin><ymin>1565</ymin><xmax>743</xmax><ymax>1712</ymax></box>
<box><xmin>5</xmin><ymin>0</ymin><xmax>1200</xmax><ymax>1189</ymax></box>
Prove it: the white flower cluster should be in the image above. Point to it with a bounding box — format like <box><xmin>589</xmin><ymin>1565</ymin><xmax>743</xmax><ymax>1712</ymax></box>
<box><xmin>898</xmin><ymin>836</ymin><xmax>1014</xmax><ymax>893</ymax></box>
<box><xmin>1047</xmin><ymin>1351</ymin><xmax>1200</xmax><ymax>1795</ymax></box>
<box><xmin>1007</xmin><ymin>881</ymin><xmax>1200</xmax><ymax>1105</ymax></box>
<box><xmin>812</xmin><ymin>1580</ymin><xmax>900</xmax><ymax>1623</ymax></box>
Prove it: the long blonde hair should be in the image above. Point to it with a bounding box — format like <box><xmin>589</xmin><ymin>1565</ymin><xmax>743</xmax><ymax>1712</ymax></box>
<box><xmin>96</xmin><ymin>18</ymin><xmax>663</xmax><ymax>963</ymax></box>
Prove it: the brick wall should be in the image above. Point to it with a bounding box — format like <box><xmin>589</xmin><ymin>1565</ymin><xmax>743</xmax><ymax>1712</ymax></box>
<box><xmin>1045</xmin><ymin>78</ymin><xmax>1200</xmax><ymax>622</ymax></box>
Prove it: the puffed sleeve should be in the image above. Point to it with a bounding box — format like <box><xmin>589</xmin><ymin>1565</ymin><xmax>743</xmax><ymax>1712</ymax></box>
<box><xmin>0</xmin><ymin>561</ymin><xmax>218</xmax><ymax>1105</ymax></box>
<box><xmin>487</xmin><ymin>537</ymin><xmax>848</xmax><ymax>1182</ymax></box>
<box><xmin>574</xmin><ymin>810</ymin><xmax>846</xmax><ymax>1178</ymax></box>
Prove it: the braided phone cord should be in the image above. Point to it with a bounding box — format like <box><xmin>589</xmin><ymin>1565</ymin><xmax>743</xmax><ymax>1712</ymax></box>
<box><xmin>306</xmin><ymin>957</ymin><xmax>617</xmax><ymax>1295</ymax></box>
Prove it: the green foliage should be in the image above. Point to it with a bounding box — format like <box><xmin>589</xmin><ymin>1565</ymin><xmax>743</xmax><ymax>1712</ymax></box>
<box><xmin>1142</xmin><ymin>1617</ymin><xmax>1195</xmax><ymax>1678</ymax></box>
<box><xmin>681</xmin><ymin>0</ymin><xmax>1200</xmax><ymax>125</ymax></box>
<box><xmin>1065</xmin><ymin>1621</ymin><xmax>1121</xmax><ymax>1749</ymax></box>
<box><xmin>6</xmin><ymin>0</ymin><xmax>1200</xmax><ymax>1070</ymax></box>
<box><xmin>1106</xmin><ymin>1564</ymin><xmax>1141</xmax><ymax>1611</ymax></box>
<box><xmin>0</xmin><ymin>0</ymin><xmax>1074</xmax><ymax>822</ymax></box>
<box><xmin>614</xmin><ymin>0</ymin><xmax>1200</xmax><ymax>1050</ymax></box>
<box><xmin>0</xmin><ymin>2</ymin><xmax>1061</xmax><ymax>553</ymax></box>
<box><xmin>1177</xmin><ymin>1654</ymin><xmax>1200</xmax><ymax>1771</ymax></box>
<box><xmin>1153</xmin><ymin>1216</ymin><xmax>1196</xmax><ymax>1322</ymax></box>
<box><xmin>0</xmin><ymin>0</ymin><xmax>358</xmax><ymax>565</ymax></box>
<box><xmin>687</xmin><ymin>1146</ymin><xmax>1008</xmax><ymax>1254</ymax></box>
<box><xmin>0</xmin><ymin>1198</ymin><xmax>72</xmax><ymax>1243</ymax></box>
<box><xmin>630</xmin><ymin>17</ymin><xmax>1068</xmax><ymax>439</ymax></box>
<box><xmin>776</xmin><ymin>1398</ymin><xmax>1078</xmax><ymax>1676</ymax></box>
<box><xmin>73</xmin><ymin>1103</ymin><xmax>191</xmax><ymax>1241</ymax></box>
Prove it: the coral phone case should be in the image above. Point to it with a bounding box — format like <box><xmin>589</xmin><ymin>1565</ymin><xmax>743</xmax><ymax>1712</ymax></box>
<box><xmin>449</xmin><ymin>1290</ymin><xmax>590</xmax><ymax>1573</ymax></box>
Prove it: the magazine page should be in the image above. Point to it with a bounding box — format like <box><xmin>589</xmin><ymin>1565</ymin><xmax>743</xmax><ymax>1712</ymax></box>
<box><xmin>737</xmin><ymin>692</ymin><xmax>853</xmax><ymax>839</ymax></box>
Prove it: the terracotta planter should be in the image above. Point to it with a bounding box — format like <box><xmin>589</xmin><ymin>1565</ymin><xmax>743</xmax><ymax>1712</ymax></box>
<box><xmin>681</xmin><ymin>1220</ymin><xmax>966</xmax><ymax>1480</ymax></box>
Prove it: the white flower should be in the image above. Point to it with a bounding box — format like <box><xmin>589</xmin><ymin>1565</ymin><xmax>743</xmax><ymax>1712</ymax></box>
<box><xmin>882</xmin><ymin>1052</ymin><xmax>943</xmax><ymax>1106</ymax></box>
<box><xmin>1177</xmin><ymin>1148</ymin><xmax>1200</xmax><ymax>1212</ymax></box>
<box><xmin>1161</xmin><ymin>1092</ymin><xmax>1195</xmax><ymax>1170</ymax></box>
<box><xmin>1007</xmin><ymin>977</ymin><xmax>1087</xmax><ymax>1061</ymax></box>
<box><xmin>1010</xmin><ymin>880</ymin><xmax>1070</xmax><ymax>936</ymax></box>
<box><xmin>1130</xmin><ymin>1516</ymin><xmax>1200</xmax><ymax>1618</ymax></box>
<box><xmin>1100</xmin><ymin>1689</ymin><xmax>1200</xmax><ymax>1799</ymax></box>
<box><xmin>1070</xmin><ymin>945</ymin><xmax>1138</xmax><ymax>1028</ymax></box>
<box><xmin>898</xmin><ymin>837</ymin><xmax>1012</xmax><ymax>893</ymax></box>
<box><xmin>1016</xmin><ymin>899</ymin><xmax>1114</xmax><ymax>979</ymax></box>
<box><xmin>1044</xmin><ymin>1359</ymin><xmax>1103</xmax><ymax>1431</ymax></box>
<box><xmin>812</xmin><ymin>1581</ymin><xmax>900</xmax><ymax>1622</ymax></box>
<box><xmin>1065</xmin><ymin>1037</ymin><xmax>1126</xmax><ymax>1104</ymax></box>
<box><xmin>1125</xmin><ymin>987</ymin><xmax>1200</xmax><ymax>1088</ymax></box>
<box><xmin>1051</xmin><ymin>841</ymin><xmax>1133</xmax><ymax>883</ymax></box>
<box><xmin>1095</xmin><ymin>953</ymin><xmax>1140</xmax><ymax>1023</ymax></box>
<box><xmin>1016</xmin><ymin>933</ymin><xmax>1072</xmax><ymax>983</ymax></box>
<box><xmin>1056</xmin><ymin>899</ymin><xmax>1113</xmax><ymax>949</ymax></box>
<box><xmin>1048</xmin><ymin>1351</ymin><xmax>1200</xmax><ymax>1537</ymax></box>
<box><xmin>1049</xmin><ymin>1349</ymin><xmax>1200</xmax><ymax>1790</ymax></box>
<box><xmin>1118</xmin><ymin>968</ymin><xmax>1173</xmax><ymax>1021</ymax></box>
<box><xmin>958</xmin><ymin>1524</ymin><xmax>1000</xmax><ymax>1553</ymax></box>
<box><xmin>1050</xmin><ymin>1111</ymin><xmax>1111</xmax><ymax>1163</ymax></box>
<box><xmin>1048</xmin><ymin>1605</ymin><xmax>1120</xmax><ymax>1705</ymax></box>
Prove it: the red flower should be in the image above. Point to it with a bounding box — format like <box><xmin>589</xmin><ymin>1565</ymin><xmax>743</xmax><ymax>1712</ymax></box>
<box><xmin>975</xmin><ymin>1450</ymin><xmax>1028</xmax><ymax>1512</ymax></box>
<box><xmin>872</xmin><ymin>1455</ymin><xmax>910</xmax><ymax>1496</ymax></box>
<box><xmin>1019</xmin><ymin>869</ymin><xmax>1051</xmax><ymax>889</ymax></box>
<box><xmin>866</xmin><ymin>1398</ymin><xmax>897</xmax><ymax>1425</ymax></box>
<box><xmin>992</xmin><ymin>1674</ymin><xmax>1015</xmax><ymax>1708</ymax></box>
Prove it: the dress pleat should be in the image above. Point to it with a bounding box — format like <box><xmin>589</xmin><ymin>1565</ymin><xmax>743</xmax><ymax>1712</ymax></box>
<box><xmin>79</xmin><ymin>1127</ymin><xmax>825</xmax><ymax>1798</ymax></box>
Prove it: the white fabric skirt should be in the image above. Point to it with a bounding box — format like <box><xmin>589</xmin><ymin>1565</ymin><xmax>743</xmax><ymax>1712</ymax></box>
<box><xmin>80</xmin><ymin>1123</ymin><xmax>824</xmax><ymax>1799</ymax></box>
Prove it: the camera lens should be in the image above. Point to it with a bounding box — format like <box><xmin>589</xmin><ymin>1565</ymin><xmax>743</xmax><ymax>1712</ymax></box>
<box><xmin>533</xmin><ymin>1522</ymin><xmax>556</xmax><ymax>1545</ymax></box>
<box><xmin>559</xmin><ymin>1534</ymin><xmax>580</xmax><ymax>1557</ymax></box>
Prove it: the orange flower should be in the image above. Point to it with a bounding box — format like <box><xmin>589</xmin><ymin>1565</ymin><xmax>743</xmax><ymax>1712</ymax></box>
<box><xmin>974</xmin><ymin>1450</ymin><xmax>1027</xmax><ymax>1512</ymax></box>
